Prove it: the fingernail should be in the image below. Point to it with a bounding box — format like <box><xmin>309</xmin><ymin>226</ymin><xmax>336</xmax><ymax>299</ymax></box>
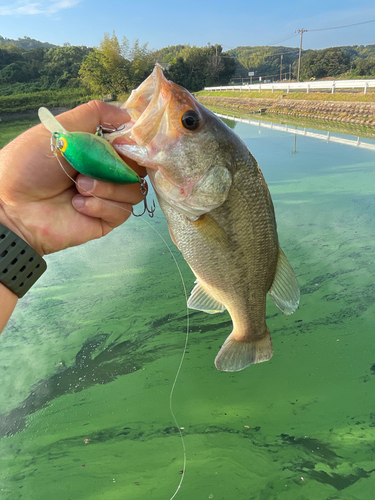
<box><xmin>72</xmin><ymin>195</ymin><xmax>85</xmax><ymax>209</ymax></box>
<box><xmin>78</xmin><ymin>177</ymin><xmax>94</xmax><ymax>192</ymax></box>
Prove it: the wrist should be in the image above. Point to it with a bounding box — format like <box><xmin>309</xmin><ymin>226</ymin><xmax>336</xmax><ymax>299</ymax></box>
<box><xmin>0</xmin><ymin>223</ymin><xmax>47</xmax><ymax>298</ymax></box>
<box><xmin>0</xmin><ymin>281</ymin><xmax>18</xmax><ymax>333</ymax></box>
<box><xmin>0</xmin><ymin>204</ymin><xmax>43</xmax><ymax>256</ymax></box>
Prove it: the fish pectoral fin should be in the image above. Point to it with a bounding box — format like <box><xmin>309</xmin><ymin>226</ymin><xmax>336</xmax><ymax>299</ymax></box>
<box><xmin>187</xmin><ymin>280</ymin><xmax>226</xmax><ymax>314</ymax></box>
<box><xmin>268</xmin><ymin>248</ymin><xmax>300</xmax><ymax>315</ymax></box>
<box><xmin>215</xmin><ymin>331</ymin><xmax>273</xmax><ymax>372</ymax></box>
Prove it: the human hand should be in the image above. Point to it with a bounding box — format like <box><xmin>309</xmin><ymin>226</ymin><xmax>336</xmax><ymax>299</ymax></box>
<box><xmin>0</xmin><ymin>100</ymin><xmax>146</xmax><ymax>256</ymax></box>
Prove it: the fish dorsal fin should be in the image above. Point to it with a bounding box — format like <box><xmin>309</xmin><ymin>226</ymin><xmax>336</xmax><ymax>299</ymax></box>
<box><xmin>187</xmin><ymin>280</ymin><xmax>226</xmax><ymax>314</ymax></box>
<box><xmin>268</xmin><ymin>249</ymin><xmax>300</xmax><ymax>315</ymax></box>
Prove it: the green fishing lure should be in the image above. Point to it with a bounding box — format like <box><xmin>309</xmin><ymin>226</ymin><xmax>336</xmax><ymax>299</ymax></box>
<box><xmin>38</xmin><ymin>107</ymin><xmax>155</xmax><ymax>217</ymax></box>
<box><xmin>38</xmin><ymin>107</ymin><xmax>140</xmax><ymax>184</ymax></box>
<box><xmin>52</xmin><ymin>131</ymin><xmax>141</xmax><ymax>184</ymax></box>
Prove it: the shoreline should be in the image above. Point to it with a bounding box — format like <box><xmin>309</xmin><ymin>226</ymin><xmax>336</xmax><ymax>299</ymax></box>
<box><xmin>3</xmin><ymin>97</ymin><xmax>375</xmax><ymax>128</ymax></box>
<box><xmin>197</xmin><ymin>95</ymin><xmax>375</xmax><ymax>126</ymax></box>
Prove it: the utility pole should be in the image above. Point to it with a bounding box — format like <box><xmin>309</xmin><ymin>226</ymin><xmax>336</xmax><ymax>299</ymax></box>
<box><xmin>280</xmin><ymin>54</ymin><xmax>283</xmax><ymax>81</ymax></box>
<box><xmin>296</xmin><ymin>28</ymin><xmax>307</xmax><ymax>82</ymax></box>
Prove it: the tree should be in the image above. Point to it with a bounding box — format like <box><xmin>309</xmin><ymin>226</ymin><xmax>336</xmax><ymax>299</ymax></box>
<box><xmin>79</xmin><ymin>50</ymin><xmax>117</xmax><ymax>94</ymax></box>
<box><xmin>125</xmin><ymin>38</ymin><xmax>154</xmax><ymax>88</ymax></box>
<box><xmin>352</xmin><ymin>56</ymin><xmax>375</xmax><ymax>77</ymax></box>
<box><xmin>166</xmin><ymin>57</ymin><xmax>191</xmax><ymax>88</ymax></box>
<box><xmin>228</xmin><ymin>46</ymin><xmax>297</xmax><ymax>81</ymax></box>
<box><xmin>206</xmin><ymin>45</ymin><xmax>225</xmax><ymax>83</ymax></box>
<box><xmin>299</xmin><ymin>47</ymin><xmax>350</xmax><ymax>80</ymax></box>
<box><xmin>40</xmin><ymin>45</ymin><xmax>91</xmax><ymax>88</ymax></box>
<box><xmin>165</xmin><ymin>44</ymin><xmax>235</xmax><ymax>91</ymax></box>
<box><xmin>98</xmin><ymin>31</ymin><xmax>125</xmax><ymax>73</ymax></box>
<box><xmin>79</xmin><ymin>31</ymin><xmax>153</xmax><ymax>95</ymax></box>
<box><xmin>0</xmin><ymin>62</ymin><xmax>29</xmax><ymax>83</ymax></box>
<box><xmin>0</xmin><ymin>43</ymin><xmax>24</xmax><ymax>70</ymax></box>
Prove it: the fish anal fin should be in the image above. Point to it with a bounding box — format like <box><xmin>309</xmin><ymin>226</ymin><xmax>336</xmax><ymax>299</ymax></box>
<box><xmin>215</xmin><ymin>332</ymin><xmax>273</xmax><ymax>372</ymax></box>
<box><xmin>187</xmin><ymin>280</ymin><xmax>226</xmax><ymax>314</ymax></box>
<box><xmin>268</xmin><ymin>248</ymin><xmax>300</xmax><ymax>315</ymax></box>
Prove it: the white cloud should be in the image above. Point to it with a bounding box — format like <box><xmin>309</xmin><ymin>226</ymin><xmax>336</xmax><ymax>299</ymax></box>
<box><xmin>0</xmin><ymin>0</ymin><xmax>80</xmax><ymax>15</ymax></box>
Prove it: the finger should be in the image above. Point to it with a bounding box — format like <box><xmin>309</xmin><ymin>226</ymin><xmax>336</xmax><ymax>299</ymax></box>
<box><xmin>72</xmin><ymin>194</ymin><xmax>133</xmax><ymax>228</ymax></box>
<box><xmin>57</xmin><ymin>100</ymin><xmax>131</xmax><ymax>135</ymax></box>
<box><xmin>75</xmin><ymin>175</ymin><xmax>145</xmax><ymax>205</ymax></box>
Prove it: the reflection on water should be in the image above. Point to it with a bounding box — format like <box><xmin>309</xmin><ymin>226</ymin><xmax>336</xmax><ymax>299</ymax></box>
<box><xmin>216</xmin><ymin>113</ymin><xmax>375</xmax><ymax>151</ymax></box>
<box><xmin>1</xmin><ymin>116</ymin><xmax>375</xmax><ymax>499</ymax></box>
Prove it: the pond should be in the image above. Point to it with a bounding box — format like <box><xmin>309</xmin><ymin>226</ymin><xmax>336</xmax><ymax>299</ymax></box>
<box><xmin>1</xmin><ymin>113</ymin><xmax>375</xmax><ymax>500</ymax></box>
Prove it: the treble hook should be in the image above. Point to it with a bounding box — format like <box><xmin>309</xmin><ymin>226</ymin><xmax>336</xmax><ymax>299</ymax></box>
<box><xmin>132</xmin><ymin>178</ymin><xmax>156</xmax><ymax>218</ymax></box>
<box><xmin>96</xmin><ymin>123</ymin><xmax>126</xmax><ymax>136</ymax></box>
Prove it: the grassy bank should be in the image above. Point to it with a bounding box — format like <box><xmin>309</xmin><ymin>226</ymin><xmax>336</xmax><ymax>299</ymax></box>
<box><xmin>197</xmin><ymin>90</ymin><xmax>375</xmax><ymax>126</ymax></box>
<box><xmin>0</xmin><ymin>88</ymin><xmax>100</xmax><ymax>114</ymax></box>
<box><xmin>196</xmin><ymin>89</ymin><xmax>375</xmax><ymax>103</ymax></box>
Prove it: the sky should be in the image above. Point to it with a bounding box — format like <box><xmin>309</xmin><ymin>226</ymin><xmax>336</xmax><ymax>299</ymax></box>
<box><xmin>0</xmin><ymin>0</ymin><xmax>375</xmax><ymax>51</ymax></box>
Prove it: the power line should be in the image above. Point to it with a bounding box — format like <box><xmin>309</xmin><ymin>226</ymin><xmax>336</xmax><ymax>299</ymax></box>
<box><xmin>265</xmin><ymin>19</ymin><xmax>375</xmax><ymax>52</ymax></box>
<box><xmin>222</xmin><ymin>19</ymin><xmax>375</xmax><ymax>77</ymax></box>
<box><xmin>268</xmin><ymin>32</ymin><xmax>299</xmax><ymax>46</ymax></box>
<box><xmin>308</xmin><ymin>19</ymin><xmax>375</xmax><ymax>32</ymax></box>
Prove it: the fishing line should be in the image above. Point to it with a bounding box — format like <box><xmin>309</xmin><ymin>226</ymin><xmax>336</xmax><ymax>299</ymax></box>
<box><xmin>53</xmin><ymin>152</ymin><xmax>189</xmax><ymax>500</ymax></box>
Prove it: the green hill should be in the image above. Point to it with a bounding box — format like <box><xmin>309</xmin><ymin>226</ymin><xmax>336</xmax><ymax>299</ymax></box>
<box><xmin>0</xmin><ymin>36</ymin><xmax>56</xmax><ymax>50</ymax></box>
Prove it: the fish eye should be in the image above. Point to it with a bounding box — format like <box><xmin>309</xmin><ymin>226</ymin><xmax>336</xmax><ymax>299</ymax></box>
<box><xmin>181</xmin><ymin>110</ymin><xmax>201</xmax><ymax>131</ymax></box>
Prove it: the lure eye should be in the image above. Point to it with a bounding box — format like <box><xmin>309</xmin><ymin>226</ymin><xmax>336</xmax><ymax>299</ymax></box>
<box><xmin>181</xmin><ymin>110</ymin><xmax>201</xmax><ymax>131</ymax></box>
<box><xmin>57</xmin><ymin>137</ymin><xmax>68</xmax><ymax>152</ymax></box>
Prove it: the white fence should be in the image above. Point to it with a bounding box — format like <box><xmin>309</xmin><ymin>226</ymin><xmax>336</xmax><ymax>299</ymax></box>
<box><xmin>204</xmin><ymin>79</ymin><xmax>375</xmax><ymax>95</ymax></box>
<box><xmin>215</xmin><ymin>113</ymin><xmax>375</xmax><ymax>151</ymax></box>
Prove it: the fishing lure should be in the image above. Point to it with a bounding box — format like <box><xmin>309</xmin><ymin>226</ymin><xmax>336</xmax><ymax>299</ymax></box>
<box><xmin>38</xmin><ymin>107</ymin><xmax>155</xmax><ymax>217</ymax></box>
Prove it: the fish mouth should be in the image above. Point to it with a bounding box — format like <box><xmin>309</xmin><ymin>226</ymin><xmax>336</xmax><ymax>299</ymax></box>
<box><xmin>106</xmin><ymin>65</ymin><xmax>172</xmax><ymax>168</ymax></box>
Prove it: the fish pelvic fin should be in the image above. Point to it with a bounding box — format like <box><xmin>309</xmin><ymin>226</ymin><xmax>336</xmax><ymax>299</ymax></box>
<box><xmin>214</xmin><ymin>331</ymin><xmax>273</xmax><ymax>372</ymax></box>
<box><xmin>187</xmin><ymin>280</ymin><xmax>226</xmax><ymax>314</ymax></box>
<box><xmin>268</xmin><ymin>248</ymin><xmax>300</xmax><ymax>315</ymax></box>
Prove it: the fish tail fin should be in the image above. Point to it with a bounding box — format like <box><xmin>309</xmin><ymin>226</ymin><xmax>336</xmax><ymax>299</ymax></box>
<box><xmin>214</xmin><ymin>330</ymin><xmax>273</xmax><ymax>372</ymax></box>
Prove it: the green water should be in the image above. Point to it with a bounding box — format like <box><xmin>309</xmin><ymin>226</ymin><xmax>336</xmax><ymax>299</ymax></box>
<box><xmin>1</xmin><ymin>116</ymin><xmax>375</xmax><ymax>499</ymax></box>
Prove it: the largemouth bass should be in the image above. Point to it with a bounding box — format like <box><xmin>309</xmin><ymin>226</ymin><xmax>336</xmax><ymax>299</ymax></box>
<box><xmin>107</xmin><ymin>65</ymin><xmax>300</xmax><ymax>372</ymax></box>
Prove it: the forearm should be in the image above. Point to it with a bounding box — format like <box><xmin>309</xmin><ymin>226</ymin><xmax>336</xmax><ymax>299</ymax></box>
<box><xmin>0</xmin><ymin>283</ymin><xmax>18</xmax><ymax>334</ymax></box>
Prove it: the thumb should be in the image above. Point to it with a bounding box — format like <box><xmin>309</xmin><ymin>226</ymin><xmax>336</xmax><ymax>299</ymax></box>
<box><xmin>55</xmin><ymin>100</ymin><xmax>131</xmax><ymax>135</ymax></box>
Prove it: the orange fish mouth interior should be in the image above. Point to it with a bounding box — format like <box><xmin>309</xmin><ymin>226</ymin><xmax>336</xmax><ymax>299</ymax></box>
<box><xmin>105</xmin><ymin>65</ymin><xmax>204</xmax><ymax>171</ymax></box>
<box><xmin>104</xmin><ymin>66</ymin><xmax>170</xmax><ymax>167</ymax></box>
<box><xmin>117</xmin><ymin>65</ymin><xmax>170</xmax><ymax>146</ymax></box>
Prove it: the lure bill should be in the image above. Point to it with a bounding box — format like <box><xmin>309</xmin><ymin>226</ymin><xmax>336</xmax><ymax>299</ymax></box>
<box><xmin>38</xmin><ymin>107</ymin><xmax>141</xmax><ymax>184</ymax></box>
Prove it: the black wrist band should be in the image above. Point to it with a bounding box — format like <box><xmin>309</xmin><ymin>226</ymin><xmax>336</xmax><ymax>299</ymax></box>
<box><xmin>0</xmin><ymin>223</ymin><xmax>47</xmax><ymax>298</ymax></box>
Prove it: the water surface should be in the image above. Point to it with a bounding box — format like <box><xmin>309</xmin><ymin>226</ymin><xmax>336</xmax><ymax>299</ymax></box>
<box><xmin>1</xmin><ymin>115</ymin><xmax>375</xmax><ymax>500</ymax></box>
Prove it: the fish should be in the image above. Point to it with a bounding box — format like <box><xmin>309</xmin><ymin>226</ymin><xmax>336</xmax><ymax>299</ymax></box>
<box><xmin>106</xmin><ymin>65</ymin><xmax>300</xmax><ymax>372</ymax></box>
